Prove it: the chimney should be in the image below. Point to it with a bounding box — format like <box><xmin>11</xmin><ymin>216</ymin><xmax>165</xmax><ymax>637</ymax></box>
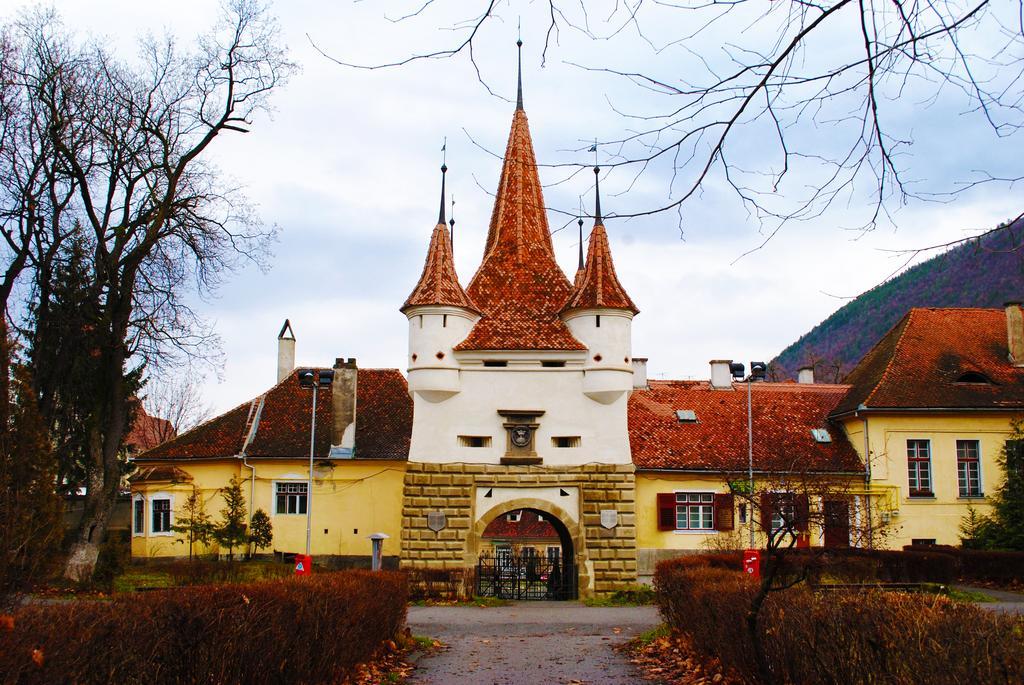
<box><xmin>797</xmin><ymin>366</ymin><xmax>815</xmax><ymax>384</ymax></box>
<box><xmin>331</xmin><ymin>357</ymin><xmax>358</xmax><ymax>457</ymax></box>
<box><xmin>631</xmin><ymin>357</ymin><xmax>648</xmax><ymax>389</ymax></box>
<box><xmin>276</xmin><ymin>320</ymin><xmax>295</xmax><ymax>383</ymax></box>
<box><xmin>1006</xmin><ymin>302</ymin><xmax>1024</xmax><ymax>367</ymax></box>
<box><xmin>710</xmin><ymin>360</ymin><xmax>733</xmax><ymax>390</ymax></box>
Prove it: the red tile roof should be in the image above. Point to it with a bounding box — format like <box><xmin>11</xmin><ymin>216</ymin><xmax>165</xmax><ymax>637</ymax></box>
<box><xmin>136</xmin><ymin>369</ymin><xmax>411</xmax><ymax>461</ymax></box>
<box><xmin>354</xmin><ymin>369</ymin><xmax>413</xmax><ymax>459</ymax></box>
<box><xmin>563</xmin><ymin>223</ymin><xmax>638</xmax><ymax>314</ymax></box>
<box><xmin>402</xmin><ymin>222</ymin><xmax>478</xmax><ymax>313</ymax></box>
<box><xmin>128</xmin><ymin>465</ymin><xmax>193</xmax><ymax>484</ymax></box>
<box><xmin>125</xmin><ymin>404</ymin><xmax>175</xmax><ymax>453</ymax></box>
<box><xmin>628</xmin><ymin>380</ymin><xmax>863</xmax><ymax>472</ymax></box>
<box><xmin>833</xmin><ymin>307</ymin><xmax>1024</xmax><ymax>414</ymax></box>
<box><xmin>456</xmin><ymin>109</ymin><xmax>584</xmax><ymax>351</ymax></box>
<box><xmin>482</xmin><ymin>509</ymin><xmax>560</xmax><ymax>540</ymax></box>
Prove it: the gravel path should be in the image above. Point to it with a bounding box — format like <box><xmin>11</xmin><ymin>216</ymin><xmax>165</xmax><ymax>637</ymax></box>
<box><xmin>406</xmin><ymin>603</ymin><xmax>660</xmax><ymax>685</ymax></box>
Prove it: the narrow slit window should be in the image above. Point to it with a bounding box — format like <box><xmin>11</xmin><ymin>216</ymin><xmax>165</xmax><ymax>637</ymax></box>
<box><xmin>442</xmin><ymin>314</ymin><xmax>448</xmax><ymax>328</ymax></box>
<box><xmin>596</xmin><ymin>315</ymin><xmax>601</xmax><ymax>328</ymax></box>
<box><xmin>459</xmin><ymin>435</ymin><xmax>492</xmax><ymax>448</ymax></box>
<box><xmin>552</xmin><ymin>436</ymin><xmax>581</xmax><ymax>448</ymax></box>
<box><xmin>483</xmin><ymin>360</ymin><xmax>508</xmax><ymax>367</ymax></box>
<box><xmin>542</xmin><ymin>361</ymin><xmax>566</xmax><ymax>368</ymax></box>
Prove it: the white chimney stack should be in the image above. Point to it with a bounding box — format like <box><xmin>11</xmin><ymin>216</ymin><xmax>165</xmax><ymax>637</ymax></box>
<box><xmin>277</xmin><ymin>319</ymin><xmax>296</xmax><ymax>383</ymax></box>
<box><xmin>1006</xmin><ymin>302</ymin><xmax>1024</xmax><ymax>367</ymax></box>
<box><xmin>631</xmin><ymin>357</ymin><xmax>648</xmax><ymax>389</ymax></box>
<box><xmin>710</xmin><ymin>360</ymin><xmax>733</xmax><ymax>390</ymax></box>
<box><xmin>797</xmin><ymin>366</ymin><xmax>815</xmax><ymax>384</ymax></box>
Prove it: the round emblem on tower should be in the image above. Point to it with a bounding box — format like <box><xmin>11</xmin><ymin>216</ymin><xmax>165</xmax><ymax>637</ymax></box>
<box><xmin>510</xmin><ymin>425</ymin><xmax>532</xmax><ymax>448</ymax></box>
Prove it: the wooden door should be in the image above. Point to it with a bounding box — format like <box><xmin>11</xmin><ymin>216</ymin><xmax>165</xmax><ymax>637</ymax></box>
<box><xmin>823</xmin><ymin>500</ymin><xmax>850</xmax><ymax>548</ymax></box>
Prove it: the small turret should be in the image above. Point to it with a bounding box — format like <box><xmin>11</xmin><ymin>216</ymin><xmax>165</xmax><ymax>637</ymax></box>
<box><xmin>562</xmin><ymin>166</ymin><xmax>638</xmax><ymax>404</ymax></box>
<box><xmin>402</xmin><ymin>162</ymin><xmax>479</xmax><ymax>401</ymax></box>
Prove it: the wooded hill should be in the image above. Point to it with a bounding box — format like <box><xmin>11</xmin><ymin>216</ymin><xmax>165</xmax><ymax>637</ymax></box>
<box><xmin>770</xmin><ymin>219</ymin><xmax>1024</xmax><ymax>383</ymax></box>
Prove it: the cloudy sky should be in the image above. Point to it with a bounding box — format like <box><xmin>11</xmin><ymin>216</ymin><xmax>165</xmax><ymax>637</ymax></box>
<box><xmin>10</xmin><ymin>1</ymin><xmax>1022</xmax><ymax>415</ymax></box>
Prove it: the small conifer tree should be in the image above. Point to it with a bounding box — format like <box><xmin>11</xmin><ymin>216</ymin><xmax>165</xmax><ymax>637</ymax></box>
<box><xmin>171</xmin><ymin>489</ymin><xmax>214</xmax><ymax>561</ymax></box>
<box><xmin>214</xmin><ymin>476</ymin><xmax>248</xmax><ymax>560</ymax></box>
<box><xmin>965</xmin><ymin>420</ymin><xmax>1024</xmax><ymax>550</ymax></box>
<box><xmin>248</xmin><ymin>508</ymin><xmax>273</xmax><ymax>557</ymax></box>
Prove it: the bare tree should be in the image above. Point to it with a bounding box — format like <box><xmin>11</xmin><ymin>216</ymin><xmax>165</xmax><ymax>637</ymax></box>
<box><xmin>315</xmin><ymin>1</ymin><xmax>1024</xmax><ymax>246</ymax></box>
<box><xmin>142</xmin><ymin>373</ymin><xmax>214</xmax><ymax>444</ymax></box>
<box><xmin>722</xmin><ymin>472</ymin><xmax>892</xmax><ymax>683</ymax></box>
<box><xmin>3</xmin><ymin>1</ymin><xmax>294</xmax><ymax>580</ymax></box>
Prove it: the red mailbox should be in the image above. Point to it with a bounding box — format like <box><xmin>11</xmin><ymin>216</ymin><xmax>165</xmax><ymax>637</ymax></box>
<box><xmin>294</xmin><ymin>554</ymin><xmax>312</xmax><ymax>576</ymax></box>
<box><xmin>743</xmin><ymin>549</ymin><xmax>761</xmax><ymax>579</ymax></box>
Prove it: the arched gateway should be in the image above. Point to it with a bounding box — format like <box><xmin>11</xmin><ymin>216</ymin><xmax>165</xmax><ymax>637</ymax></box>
<box><xmin>472</xmin><ymin>504</ymin><xmax>580</xmax><ymax>600</ymax></box>
<box><xmin>398</xmin><ymin>49</ymin><xmax>639</xmax><ymax>598</ymax></box>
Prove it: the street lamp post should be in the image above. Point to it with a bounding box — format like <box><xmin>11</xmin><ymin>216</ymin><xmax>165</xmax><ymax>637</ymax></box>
<box><xmin>297</xmin><ymin>368</ymin><xmax>335</xmax><ymax>557</ymax></box>
<box><xmin>740</xmin><ymin>361</ymin><xmax>767</xmax><ymax>547</ymax></box>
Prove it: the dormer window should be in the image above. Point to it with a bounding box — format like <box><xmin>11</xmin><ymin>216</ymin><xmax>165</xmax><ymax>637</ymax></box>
<box><xmin>955</xmin><ymin>371</ymin><xmax>992</xmax><ymax>384</ymax></box>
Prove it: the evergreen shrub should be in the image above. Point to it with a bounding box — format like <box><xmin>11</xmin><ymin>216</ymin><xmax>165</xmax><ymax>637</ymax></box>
<box><xmin>0</xmin><ymin>570</ymin><xmax>407</xmax><ymax>685</ymax></box>
<box><xmin>654</xmin><ymin>561</ymin><xmax>1024</xmax><ymax>684</ymax></box>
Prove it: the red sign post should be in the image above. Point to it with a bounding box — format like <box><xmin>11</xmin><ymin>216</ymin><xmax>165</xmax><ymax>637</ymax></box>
<box><xmin>743</xmin><ymin>549</ymin><xmax>761</xmax><ymax>579</ymax></box>
<box><xmin>294</xmin><ymin>554</ymin><xmax>312</xmax><ymax>576</ymax></box>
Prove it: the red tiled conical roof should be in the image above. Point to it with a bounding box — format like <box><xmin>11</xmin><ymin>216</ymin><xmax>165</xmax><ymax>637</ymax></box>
<box><xmin>563</xmin><ymin>223</ymin><xmax>638</xmax><ymax>314</ymax></box>
<box><xmin>456</xmin><ymin>109</ymin><xmax>584</xmax><ymax>351</ymax></box>
<box><xmin>402</xmin><ymin>221</ymin><xmax>477</xmax><ymax>313</ymax></box>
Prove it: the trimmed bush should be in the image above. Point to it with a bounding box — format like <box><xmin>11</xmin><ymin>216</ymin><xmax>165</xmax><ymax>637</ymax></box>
<box><xmin>654</xmin><ymin>561</ymin><xmax>1024</xmax><ymax>685</ymax></box>
<box><xmin>0</xmin><ymin>570</ymin><xmax>407</xmax><ymax>685</ymax></box>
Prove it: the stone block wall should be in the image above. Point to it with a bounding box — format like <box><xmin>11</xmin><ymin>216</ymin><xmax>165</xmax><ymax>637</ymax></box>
<box><xmin>400</xmin><ymin>462</ymin><xmax>637</xmax><ymax>597</ymax></box>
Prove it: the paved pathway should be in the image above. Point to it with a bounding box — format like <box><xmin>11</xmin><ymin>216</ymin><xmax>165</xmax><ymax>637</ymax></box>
<box><xmin>956</xmin><ymin>585</ymin><xmax>1024</xmax><ymax>614</ymax></box>
<box><xmin>406</xmin><ymin>603</ymin><xmax>660</xmax><ymax>684</ymax></box>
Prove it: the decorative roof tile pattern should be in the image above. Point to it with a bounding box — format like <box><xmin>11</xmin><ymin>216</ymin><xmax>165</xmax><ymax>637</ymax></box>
<box><xmin>402</xmin><ymin>222</ymin><xmax>477</xmax><ymax>313</ymax></box>
<box><xmin>563</xmin><ymin>224</ymin><xmax>639</xmax><ymax>314</ymax></box>
<box><xmin>628</xmin><ymin>380</ymin><xmax>862</xmax><ymax>472</ymax></box>
<box><xmin>136</xmin><ymin>369</ymin><xmax>412</xmax><ymax>461</ymax></box>
<box><xmin>482</xmin><ymin>509</ymin><xmax>560</xmax><ymax>540</ymax></box>
<box><xmin>137</xmin><ymin>401</ymin><xmax>252</xmax><ymax>460</ymax></box>
<box><xmin>354</xmin><ymin>369</ymin><xmax>413</xmax><ymax>459</ymax></box>
<box><xmin>833</xmin><ymin>307</ymin><xmax>1024</xmax><ymax>414</ymax></box>
<box><xmin>456</xmin><ymin>109</ymin><xmax>584</xmax><ymax>351</ymax></box>
<box><xmin>245</xmin><ymin>371</ymin><xmax>332</xmax><ymax>458</ymax></box>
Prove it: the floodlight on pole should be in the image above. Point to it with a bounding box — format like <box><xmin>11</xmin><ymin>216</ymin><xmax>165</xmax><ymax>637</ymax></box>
<box><xmin>297</xmin><ymin>368</ymin><xmax>334</xmax><ymax>558</ymax></box>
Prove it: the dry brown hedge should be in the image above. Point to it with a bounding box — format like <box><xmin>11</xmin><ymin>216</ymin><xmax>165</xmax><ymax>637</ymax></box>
<box><xmin>655</xmin><ymin>560</ymin><xmax>1024</xmax><ymax>685</ymax></box>
<box><xmin>0</xmin><ymin>570</ymin><xmax>407</xmax><ymax>685</ymax></box>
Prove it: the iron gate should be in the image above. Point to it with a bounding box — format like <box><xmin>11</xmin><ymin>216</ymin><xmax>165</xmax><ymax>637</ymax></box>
<box><xmin>476</xmin><ymin>551</ymin><xmax>578</xmax><ymax>600</ymax></box>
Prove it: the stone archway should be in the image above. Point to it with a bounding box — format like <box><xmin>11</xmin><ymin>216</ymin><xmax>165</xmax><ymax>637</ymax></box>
<box><xmin>466</xmin><ymin>498</ymin><xmax>591</xmax><ymax>598</ymax></box>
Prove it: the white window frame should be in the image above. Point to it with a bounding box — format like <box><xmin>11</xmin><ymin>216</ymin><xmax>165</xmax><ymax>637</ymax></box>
<box><xmin>672</xmin><ymin>490</ymin><xmax>717</xmax><ymax>534</ymax></box>
<box><xmin>273</xmin><ymin>480</ymin><xmax>308</xmax><ymax>516</ymax></box>
<box><xmin>956</xmin><ymin>439</ymin><xmax>984</xmax><ymax>498</ymax></box>
<box><xmin>132</xmin><ymin>493</ymin><xmax>146</xmax><ymax>537</ymax></box>
<box><xmin>150</xmin><ymin>492</ymin><xmax>173</xmax><ymax>536</ymax></box>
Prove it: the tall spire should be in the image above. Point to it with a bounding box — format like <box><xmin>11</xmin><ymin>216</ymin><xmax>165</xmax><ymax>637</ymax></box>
<box><xmin>578</xmin><ymin>215</ymin><xmax>585</xmax><ymax>271</ymax></box>
<box><xmin>401</xmin><ymin>160</ymin><xmax>477</xmax><ymax>314</ymax></box>
<box><xmin>438</xmin><ymin>162</ymin><xmax>447</xmax><ymax>225</ymax></box>
<box><xmin>564</xmin><ymin>167</ymin><xmax>638</xmax><ymax>315</ymax></box>
<box><xmin>516</xmin><ymin>37</ymin><xmax>524</xmax><ymax>111</ymax></box>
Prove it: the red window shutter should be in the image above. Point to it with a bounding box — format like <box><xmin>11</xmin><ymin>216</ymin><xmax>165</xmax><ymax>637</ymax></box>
<box><xmin>657</xmin><ymin>493</ymin><xmax>676</xmax><ymax>531</ymax></box>
<box><xmin>714</xmin><ymin>493</ymin><xmax>735</xmax><ymax>531</ymax></box>
<box><xmin>759</xmin><ymin>493</ymin><xmax>773</xmax><ymax>532</ymax></box>
<box><xmin>795</xmin><ymin>494</ymin><xmax>810</xmax><ymax>533</ymax></box>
